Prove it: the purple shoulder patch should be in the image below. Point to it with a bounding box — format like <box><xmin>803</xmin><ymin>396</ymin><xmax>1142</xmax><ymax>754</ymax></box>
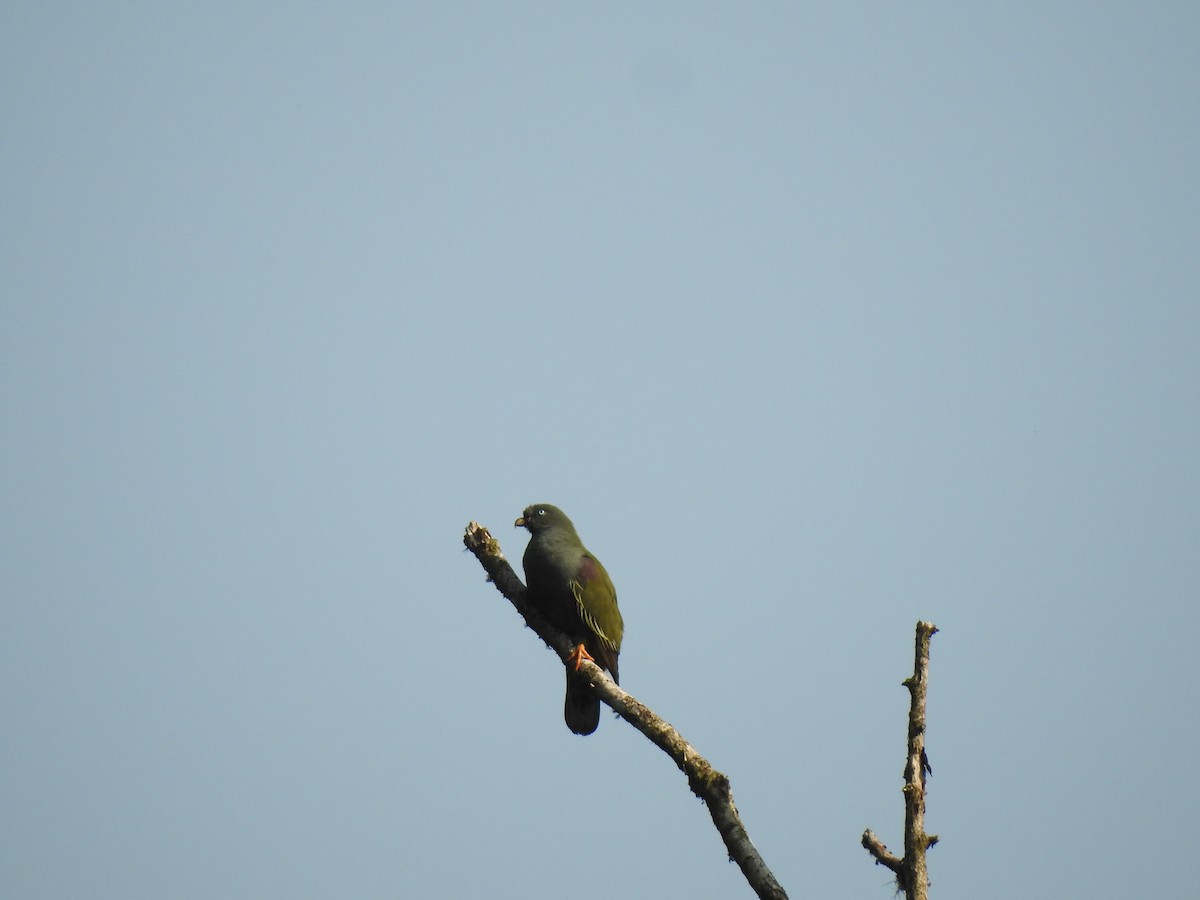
<box><xmin>578</xmin><ymin>554</ymin><xmax>601</xmax><ymax>582</ymax></box>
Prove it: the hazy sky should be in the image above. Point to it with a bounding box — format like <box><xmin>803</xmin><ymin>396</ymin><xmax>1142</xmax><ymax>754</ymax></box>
<box><xmin>3</xmin><ymin>4</ymin><xmax>1197</xmax><ymax>898</ymax></box>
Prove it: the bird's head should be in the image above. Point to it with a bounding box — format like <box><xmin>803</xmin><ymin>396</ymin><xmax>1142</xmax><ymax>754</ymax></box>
<box><xmin>515</xmin><ymin>503</ymin><xmax>576</xmax><ymax>535</ymax></box>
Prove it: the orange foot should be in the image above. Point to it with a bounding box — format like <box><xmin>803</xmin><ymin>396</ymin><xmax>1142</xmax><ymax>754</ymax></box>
<box><xmin>567</xmin><ymin>643</ymin><xmax>596</xmax><ymax>672</ymax></box>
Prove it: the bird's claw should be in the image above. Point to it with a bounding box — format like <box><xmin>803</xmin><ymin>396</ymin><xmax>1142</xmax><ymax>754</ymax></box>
<box><xmin>567</xmin><ymin>643</ymin><xmax>596</xmax><ymax>672</ymax></box>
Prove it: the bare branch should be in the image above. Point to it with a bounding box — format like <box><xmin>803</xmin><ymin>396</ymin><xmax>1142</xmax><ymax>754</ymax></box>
<box><xmin>860</xmin><ymin>828</ymin><xmax>902</xmax><ymax>874</ymax></box>
<box><xmin>862</xmin><ymin>620</ymin><xmax>939</xmax><ymax>900</ymax></box>
<box><xmin>464</xmin><ymin>521</ymin><xmax>789</xmax><ymax>900</ymax></box>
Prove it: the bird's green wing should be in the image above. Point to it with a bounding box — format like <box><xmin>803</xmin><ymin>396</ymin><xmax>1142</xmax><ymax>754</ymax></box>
<box><xmin>570</xmin><ymin>553</ymin><xmax>623</xmax><ymax>678</ymax></box>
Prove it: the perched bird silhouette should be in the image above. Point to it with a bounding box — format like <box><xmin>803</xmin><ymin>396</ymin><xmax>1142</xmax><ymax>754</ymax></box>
<box><xmin>515</xmin><ymin>504</ymin><xmax>624</xmax><ymax>735</ymax></box>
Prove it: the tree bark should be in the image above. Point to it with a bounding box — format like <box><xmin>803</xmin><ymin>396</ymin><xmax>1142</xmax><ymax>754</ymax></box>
<box><xmin>861</xmin><ymin>620</ymin><xmax>939</xmax><ymax>900</ymax></box>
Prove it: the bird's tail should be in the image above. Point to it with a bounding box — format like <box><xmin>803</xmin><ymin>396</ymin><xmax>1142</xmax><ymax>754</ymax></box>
<box><xmin>564</xmin><ymin>670</ymin><xmax>601</xmax><ymax>736</ymax></box>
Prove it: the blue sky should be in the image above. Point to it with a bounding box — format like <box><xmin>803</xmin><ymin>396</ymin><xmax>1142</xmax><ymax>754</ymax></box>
<box><xmin>3</xmin><ymin>3</ymin><xmax>1197</xmax><ymax>898</ymax></box>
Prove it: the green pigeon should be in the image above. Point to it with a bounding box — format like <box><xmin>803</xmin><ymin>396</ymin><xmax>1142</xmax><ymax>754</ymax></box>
<box><xmin>515</xmin><ymin>504</ymin><xmax>624</xmax><ymax>735</ymax></box>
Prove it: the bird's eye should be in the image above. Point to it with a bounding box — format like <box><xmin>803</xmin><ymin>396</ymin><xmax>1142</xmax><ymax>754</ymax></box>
<box><xmin>537</xmin><ymin>508</ymin><xmax>546</xmax><ymax>516</ymax></box>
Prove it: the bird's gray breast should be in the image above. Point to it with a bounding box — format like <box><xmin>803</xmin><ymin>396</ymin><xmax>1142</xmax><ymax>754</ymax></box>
<box><xmin>524</xmin><ymin>536</ymin><xmax>583</xmax><ymax>630</ymax></box>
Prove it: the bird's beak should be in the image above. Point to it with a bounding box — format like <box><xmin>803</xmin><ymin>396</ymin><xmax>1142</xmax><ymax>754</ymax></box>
<box><xmin>514</xmin><ymin>516</ymin><xmax>526</xmax><ymax>528</ymax></box>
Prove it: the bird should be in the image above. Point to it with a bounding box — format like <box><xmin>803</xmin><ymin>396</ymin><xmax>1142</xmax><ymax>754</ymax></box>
<box><xmin>515</xmin><ymin>504</ymin><xmax>624</xmax><ymax>735</ymax></box>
